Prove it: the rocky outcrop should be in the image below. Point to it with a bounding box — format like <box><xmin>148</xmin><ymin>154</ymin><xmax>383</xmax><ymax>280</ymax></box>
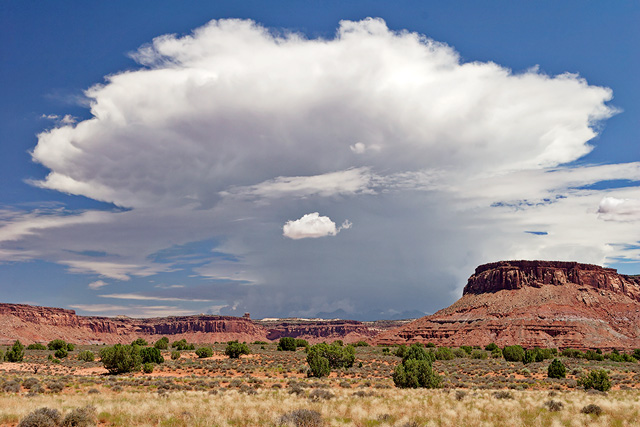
<box><xmin>376</xmin><ymin>260</ymin><xmax>640</xmax><ymax>350</ymax></box>
<box><xmin>0</xmin><ymin>304</ymin><xmax>406</xmax><ymax>345</ymax></box>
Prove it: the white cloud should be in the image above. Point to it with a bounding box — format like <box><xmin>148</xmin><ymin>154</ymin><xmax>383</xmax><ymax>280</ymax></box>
<box><xmin>98</xmin><ymin>293</ymin><xmax>213</xmax><ymax>302</ymax></box>
<box><xmin>88</xmin><ymin>280</ymin><xmax>108</xmax><ymax>290</ymax></box>
<box><xmin>598</xmin><ymin>197</ymin><xmax>640</xmax><ymax>221</ymax></box>
<box><xmin>69</xmin><ymin>304</ymin><xmax>197</xmax><ymax>317</ymax></box>
<box><xmin>283</xmin><ymin>212</ymin><xmax>351</xmax><ymax>239</ymax></box>
<box><xmin>1</xmin><ymin>18</ymin><xmax>638</xmax><ymax>318</ymax></box>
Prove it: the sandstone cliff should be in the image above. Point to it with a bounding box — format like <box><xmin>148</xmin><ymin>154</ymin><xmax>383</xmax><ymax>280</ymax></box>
<box><xmin>376</xmin><ymin>260</ymin><xmax>640</xmax><ymax>350</ymax></box>
<box><xmin>0</xmin><ymin>304</ymin><xmax>403</xmax><ymax>345</ymax></box>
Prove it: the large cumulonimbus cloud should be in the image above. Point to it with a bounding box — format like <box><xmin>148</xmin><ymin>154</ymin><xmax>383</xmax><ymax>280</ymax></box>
<box><xmin>1</xmin><ymin>18</ymin><xmax>639</xmax><ymax>318</ymax></box>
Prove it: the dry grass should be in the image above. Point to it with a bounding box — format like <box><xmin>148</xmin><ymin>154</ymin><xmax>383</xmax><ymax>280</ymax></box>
<box><xmin>1</xmin><ymin>388</ymin><xmax>640</xmax><ymax>426</ymax></box>
<box><xmin>1</xmin><ymin>344</ymin><xmax>640</xmax><ymax>426</ymax></box>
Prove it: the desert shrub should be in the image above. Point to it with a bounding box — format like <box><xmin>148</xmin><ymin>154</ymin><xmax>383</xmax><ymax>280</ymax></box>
<box><xmin>544</xmin><ymin>400</ymin><xmax>564</xmax><ymax>412</ymax></box>
<box><xmin>77</xmin><ymin>351</ymin><xmax>95</xmax><ymax>362</ymax></box>
<box><xmin>154</xmin><ymin>337</ymin><xmax>169</xmax><ymax>350</ymax></box>
<box><xmin>523</xmin><ymin>349</ymin><xmax>536</xmax><ymax>364</ymax></box>
<box><xmin>471</xmin><ymin>350</ymin><xmax>487</xmax><ymax>359</ymax></box>
<box><xmin>547</xmin><ymin>359</ymin><xmax>566</xmax><ymax>379</ymax></box>
<box><xmin>435</xmin><ymin>346</ymin><xmax>455</xmax><ymax>360</ymax></box>
<box><xmin>225</xmin><ymin>341</ymin><xmax>250</xmax><ymax>359</ymax></box>
<box><xmin>581</xmin><ymin>404</ymin><xmax>603</xmax><ymax>416</ymax></box>
<box><xmin>99</xmin><ymin>344</ymin><xmax>141</xmax><ymax>374</ymax></box>
<box><xmin>277</xmin><ymin>337</ymin><xmax>297</xmax><ymax>351</ymax></box>
<box><xmin>393</xmin><ymin>359</ymin><xmax>441</xmax><ymax>389</ymax></box>
<box><xmin>539</xmin><ymin>348</ymin><xmax>557</xmax><ymax>359</ymax></box>
<box><xmin>485</xmin><ymin>343</ymin><xmax>499</xmax><ymax>351</ymax></box>
<box><xmin>27</xmin><ymin>343</ymin><xmax>47</xmax><ymax>350</ymax></box>
<box><xmin>5</xmin><ymin>340</ymin><xmax>25</xmax><ymax>362</ymax></box>
<box><xmin>47</xmin><ymin>381</ymin><xmax>65</xmax><ymax>393</ymax></box>
<box><xmin>171</xmin><ymin>339</ymin><xmax>194</xmax><ymax>351</ymax></box>
<box><xmin>561</xmin><ymin>348</ymin><xmax>584</xmax><ymax>358</ymax></box>
<box><xmin>295</xmin><ymin>339</ymin><xmax>309</xmax><ymax>348</ymax></box>
<box><xmin>401</xmin><ymin>343</ymin><xmax>435</xmax><ymax>364</ymax></box>
<box><xmin>455</xmin><ymin>390</ymin><xmax>467</xmax><ymax>401</ymax></box>
<box><xmin>195</xmin><ymin>347</ymin><xmax>214</xmax><ymax>358</ymax></box>
<box><xmin>18</xmin><ymin>407</ymin><xmax>61</xmax><ymax>427</ymax></box>
<box><xmin>23</xmin><ymin>378</ymin><xmax>40</xmax><ymax>390</ymax></box>
<box><xmin>452</xmin><ymin>348</ymin><xmax>467</xmax><ymax>358</ymax></box>
<box><xmin>61</xmin><ymin>405</ymin><xmax>96</xmax><ymax>427</ymax></box>
<box><xmin>3</xmin><ymin>380</ymin><xmax>21</xmax><ymax>393</ymax></box>
<box><xmin>354</xmin><ymin>341</ymin><xmax>369</xmax><ymax>347</ymax></box>
<box><xmin>426</xmin><ymin>342</ymin><xmax>436</xmax><ymax>348</ymax></box>
<box><xmin>585</xmin><ymin>350</ymin><xmax>604</xmax><ymax>361</ymax></box>
<box><xmin>131</xmin><ymin>338</ymin><xmax>148</xmax><ymax>347</ymax></box>
<box><xmin>170</xmin><ymin>351</ymin><xmax>181</xmax><ymax>360</ymax></box>
<box><xmin>333</xmin><ymin>340</ymin><xmax>343</xmax><ymax>346</ymax></box>
<box><xmin>54</xmin><ymin>348</ymin><xmax>68</xmax><ymax>359</ymax></box>
<box><xmin>307</xmin><ymin>342</ymin><xmax>355</xmax><ymax>369</ymax></box>
<box><xmin>493</xmin><ymin>390</ymin><xmax>513</xmax><ymax>399</ymax></box>
<box><xmin>308</xmin><ymin>389</ymin><xmax>334</xmax><ymax>400</ymax></box>
<box><xmin>460</xmin><ymin>345</ymin><xmax>473</xmax><ymax>355</ymax></box>
<box><xmin>140</xmin><ymin>347</ymin><xmax>164</xmax><ymax>364</ymax></box>
<box><xmin>66</xmin><ymin>343</ymin><xmax>74</xmax><ymax>351</ymax></box>
<box><xmin>578</xmin><ymin>369</ymin><xmax>611</xmax><ymax>392</ymax></box>
<box><xmin>0</xmin><ymin>350</ymin><xmax>3</xmax><ymax>361</ymax></box>
<box><xmin>394</xmin><ymin>345</ymin><xmax>407</xmax><ymax>358</ymax></box>
<box><xmin>307</xmin><ymin>353</ymin><xmax>330</xmax><ymax>378</ymax></box>
<box><xmin>142</xmin><ymin>362</ymin><xmax>154</xmax><ymax>374</ymax></box>
<box><xmin>491</xmin><ymin>348</ymin><xmax>503</xmax><ymax>358</ymax></box>
<box><xmin>503</xmin><ymin>345</ymin><xmax>525</xmax><ymax>362</ymax></box>
<box><xmin>47</xmin><ymin>339</ymin><xmax>68</xmax><ymax>351</ymax></box>
<box><xmin>279</xmin><ymin>409</ymin><xmax>323</xmax><ymax>427</ymax></box>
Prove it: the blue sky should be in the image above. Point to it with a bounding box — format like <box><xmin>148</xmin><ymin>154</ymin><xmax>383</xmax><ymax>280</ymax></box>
<box><xmin>1</xmin><ymin>1</ymin><xmax>639</xmax><ymax>320</ymax></box>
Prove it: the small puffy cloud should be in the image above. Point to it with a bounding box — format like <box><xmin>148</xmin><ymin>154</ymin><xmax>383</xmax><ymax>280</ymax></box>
<box><xmin>88</xmin><ymin>280</ymin><xmax>108</xmax><ymax>290</ymax></box>
<box><xmin>283</xmin><ymin>212</ymin><xmax>351</xmax><ymax>240</ymax></box>
<box><xmin>598</xmin><ymin>197</ymin><xmax>640</xmax><ymax>221</ymax></box>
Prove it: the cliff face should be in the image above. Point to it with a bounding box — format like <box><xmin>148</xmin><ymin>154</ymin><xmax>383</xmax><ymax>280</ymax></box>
<box><xmin>0</xmin><ymin>304</ymin><xmax>404</xmax><ymax>345</ymax></box>
<box><xmin>377</xmin><ymin>260</ymin><xmax>640</xmax><ymax>350</ymax></box>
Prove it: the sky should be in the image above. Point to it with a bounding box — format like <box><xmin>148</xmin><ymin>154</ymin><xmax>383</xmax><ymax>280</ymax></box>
<box><xmin>1</xmin><ymin>1</ymin><xmax>639</xmax><ymax>320</ymax></box>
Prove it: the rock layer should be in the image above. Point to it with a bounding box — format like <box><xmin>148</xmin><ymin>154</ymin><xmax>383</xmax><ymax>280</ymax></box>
<box><xmin>0</xmin><ymin>304</ymin><xmax>404</xmax><ymax>345</ymax></box>
<box><xmin>377</xmin><ymin>260</ymin><xmax>640</xmax><ymax>350</ymax></box>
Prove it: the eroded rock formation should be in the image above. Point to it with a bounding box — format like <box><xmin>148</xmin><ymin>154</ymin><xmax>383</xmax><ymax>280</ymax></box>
<box><xmin>376</xmin><ymin>260</ymin><xmax>640</xmax><ymax>350</ymax></box>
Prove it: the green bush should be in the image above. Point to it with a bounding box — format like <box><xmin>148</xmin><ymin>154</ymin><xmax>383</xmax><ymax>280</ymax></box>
<box><xmin>0</xmin><ymin>350</ymin><xmax>4</xmax><ymax>362</ymax></box>
<box><xmin>154</xmin><ymin>337</ymin><xmax>169</xmax><ymax>350</ymax></box>
<box><xmin>307</xmin><ymin>352</ymin><xmax>330</xmax><ymax>377</ymax></box>
<box><xmin>401</xmin><ymin>343</ymin><xmax>435</xmax><ymax>364</ymax></box>
<box><xmin>142</xmin><ymin>362</ymin><xmax>154</xmax><ymax>374</ymax></box>
<box><xmin>561</xmin><ymin>348</ymin><xmax>584</xmax><ymax>358</ymax></box>
<box><xmin>47</xmin><ymin>339</ymin><xmax>68</xmax><ymax>351</ymax></box>
<box><xmin>585</xmin><ymin>350</ymin><xmax>605</xmax><ymax>361</ymax></box>
<box><xmin>131</xmin><ymin>338</ymin><xmax>148</xmax><ymax>347</ymax></box>
<box><xmin>485</xmin><ymin>343</ymin><xmax>499</xmax><ymax>352</ymax></box>
<box><xmin>523</xmin><ymin>349</ymin><xmax>543</xmax><ymax>364</ymax></box>
<box><xmin>394</xmin><ymin>344</ymin><xmax>407</xmax><ymax>358</ymax></box>
<box><xmin>277</xmin><ymin>337</ymin><xmax>297</xmax><ymax>351</ymax></box>
<box><xmin>224</xmin><ymin>341</ymin><xmax>250</xmax><ymax>359</ymax></box>
<box><xmin>503</xmin><ymin>345</ymin><xmax>525</xmax><ymax>362</ymax></box>
<box><xmin>5</xmin><ymin>340</ymin><xmax>25</xmax><ymax>362</ymax></box>
<box><xmin>354</xmin><ymin>341</ymin><xmax>369</xmax><ymax>347</ymax></box>
<box><xmin>435</xmin><ymin>346</ymin><xmax>455</xmax><ymax>360</ymax></box>
<box><xmin>307</xmin><ymin>342</ymin><xmax>355</xmax><ymax>369</ymax></box>
<box><xmin>77</xmin><ymin>351</ymin><xmax>95</xmax><ymax>362</ymax></box>
<box><xmin>460</xmin><ymin>346</ymin><xmax>473</xmax><ymax>355</ymax></box>
<box><xmin>491</xmin><ymin>348</ymin><xmax>503</xmax><ymax>358</ymax></box>
<box><xmin>471</xmin><ymin>349</ymin><xmax>488</xmax><ymax>359</ymax></box>
<box><xmin>99</xmin><ymin>344</ymin><xmax>141</xmax><ymax>374</ymax></box>
<box><xmin>170</xmin><ymin>339</ymin><xmax>194</xmax><ymax>351</ymax></box>
<box><xmin>170</xmin><ymin>350</ymin><xmax>181</xmax><ymax>360</ymax></box>
<box><xmin>26</xmin><ymin>343</ymin><xmax>47</xmax><ymax>350</ymax></box>
<box><xmin>295</xmin><ymin>339</ymin><xmax>309</xmax><ymax>348</ymax></box>
<box><xmin>578</xmin><ymin>369</ymin><xmax>611</xmax><ymax>392</ymax></box>
<box><xmin>452</xmin><ymin>348</ymin><xmax>467</xmax><ymax>358</ymax></box>
<box><xmin>66</xmin><ymin>343</ymin><xmax>74</xmax><ymax>351</ymax></box>
<box><xmin>195</xmin><ymin>347</ymin><xmax>214</xmax><ymax>358</ymax></box>
<box><xmin>547</xmin><ymin>358</ymin><xmax>566</xmax><ymax>379</ymax></box>
<box><xmin>140</xmin><ymin>347</ymin><xmax>164</xmax><ymax>364</ymax></box>
<box><xmin>54</xmin><ymin>348</ymin><xmax>68</xmax><ymax>359</ymax></box>
<box><xmin>393</xmin><ymin>358</ymin><xmax>441</xmax><ymax>389</ymax></box>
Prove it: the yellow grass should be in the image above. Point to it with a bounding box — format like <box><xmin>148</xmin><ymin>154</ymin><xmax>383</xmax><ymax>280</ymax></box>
<box><xmin>1</xmin><ymin>388</ymin><xmax>640</xmax><ymax>426</ymax></box>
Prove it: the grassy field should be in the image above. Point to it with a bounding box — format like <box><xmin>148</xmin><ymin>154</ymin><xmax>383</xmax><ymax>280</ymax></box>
<box><xmin>1</xmin><ymin>343</ymin><xmax>640</xmax><ymax>426</ymax></box>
